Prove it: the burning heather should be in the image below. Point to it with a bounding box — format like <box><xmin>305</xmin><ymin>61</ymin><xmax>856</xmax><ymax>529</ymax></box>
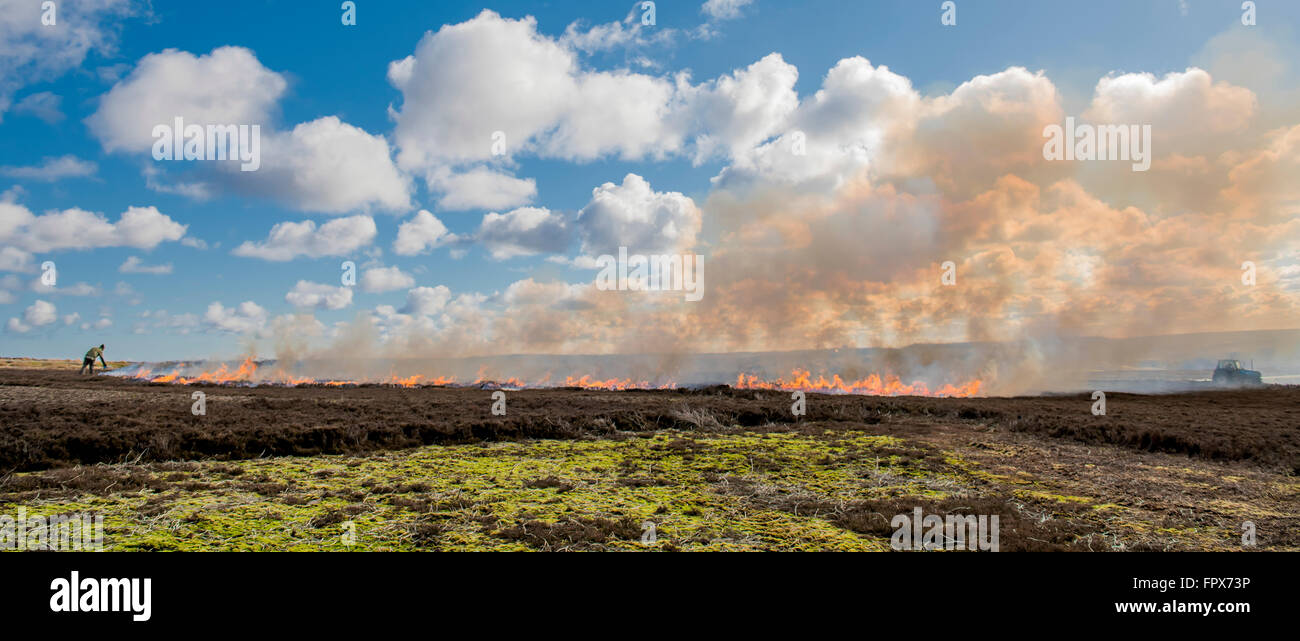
<box><xmin>735</xmin><ymin>370</ymin><xmax>981</xmax><ymax>397</ymax></box>
<box><xmin>109</xmin><ymin>358</ymin><xmax>981</xmax><ymax>396</ymax></box>
<box><xmin>110</xmin><ymin>358</ymin><xmax>678</xmax><ymax>391</ymax></box>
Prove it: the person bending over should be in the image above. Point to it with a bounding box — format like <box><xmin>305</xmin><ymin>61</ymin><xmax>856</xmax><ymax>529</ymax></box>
<box><xmin>80</xmin><ymin>344</ymin><xmax>108</xmax><ymax>375</ymax></box>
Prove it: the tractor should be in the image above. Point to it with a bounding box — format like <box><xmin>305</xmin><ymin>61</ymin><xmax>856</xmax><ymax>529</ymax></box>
<box><xmin>1212</xmin><ymin>359</ymin><xmax>1263</xmax><ymax>386</ymax></box>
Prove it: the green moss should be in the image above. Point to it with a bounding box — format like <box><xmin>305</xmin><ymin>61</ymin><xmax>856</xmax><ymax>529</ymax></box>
<box><xmin>2</xmin><ymin>430</ymin><xmax>954</xmax><ymax>551</ymax></box>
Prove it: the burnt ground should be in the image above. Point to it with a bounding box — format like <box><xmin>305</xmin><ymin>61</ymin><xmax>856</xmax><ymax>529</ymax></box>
<box><xmin>0</xmin><ymin>368</ymin><xmax>1296</xmax><ymax>551</ymax></box>
<box><xmin>2</xmin><ymin>368</ymin><xmax>1297</xmax><ymax>473</ymax></box>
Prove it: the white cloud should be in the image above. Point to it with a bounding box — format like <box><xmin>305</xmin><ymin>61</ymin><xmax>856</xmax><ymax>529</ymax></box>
<box><xmin>390</xmin><ymin>11</ymin><xmax>584</xmax><ymax>168</ymax></box>
<box><xmin>11</xmin><ymin>91</ymin><xmax>63</xmax><ymax>123</ymax></box>
<box><xmin>401</xmin><ymin>285</ymin><xmax>452</xmax><ymax>316</ymax></box>
<box><xmin>8</xmin><ymin>299</ymin><xmax>57</xmax><ymax>333</ymax></box>
<box><xmin>88</xmin><ymin>47</ymin><xmax>412</xmax><ymax>214</ymax></box>
<box><xmin>0</xmin><ymin>246</ymin><xmax>33</xmax><ymax>272</ymax></box>
<box><xmin>119</xmin><ymin>255</ymin><xmax>172</xmax><ymax>274</ymax></box>
<box><xmin>360</xmin><ymin>265</ymin><xmax>415</xmax><ymax>293</ymax></box>
<box><xmin>134</xmin><ymin>309</ymin><xmax>197</xmax><ymax>334</ymax></box>
<box><xmin>387</xmin><ymin>11</ymin><xmax>685</xmax><ymax>197</ymax></box>
<box><xmin>248</xmin><ymin>116</ymin><xmax>412</xmax><ymax>214</ymax></box>
<box><xmin>113</xmin><ymin>281</ymin><xmax>143</xmax><ymax>305</ymax></box>
<box><xmin>386</xmin><ymin>12</ymin><xmax>806</xmax><ymax>206</ymax></box>
<box><xmin>713</xmin><ymin>56</ymin><xmax>915</xmax><ymax>191</ymax></box>
<box><xmin>477</xmin><ymin>206</ymin><xmax>569</xmax><ymax>259</ymax></box>
<box><xmin>33</xmin><ymin>281</ymin><xmax>100</xmax><ymax>297</ymax></box>
<box><xmin>678</xmin><ymin>53</ymin><xmax>799</xmax><ymax>164</ymax></box>
<box><xmin>62</xmin><ymin>312</ymin><xmax>81</xmax><ymax>326</ymax></box>
<box><xmin>0</xmin><ymin>201</ymin><xmax>186</xmax><ymax>252</ymax></box>
<box><xmin>232</xmin><ymin>215</ymin><xmax>376</xmax><ymax>261</ymax></box>
<box><xmin>577</xmin><ymin>173</ymin><xmax>701</xmax><ymax>254</ymax></box>
<box><xmin>81</xmin><ymin>317</ymin><xmax>113</xmax><ymax>331</ymax></box>
<box><xmin>285</xmin><ymin>281</ymin><xmax>353</xmax><ymax>310</ymax></box>
<box><xmin>86</xmin><ymin>46</ymin><xmax>285</xmax><ymax>153</ymax></box>
<box><xmin>715</xmin><ymin>62</ymin><xmax>1062</xmax><ymax>197</ymax></box>
<box><xmin>204</xmin><ymin>300</ymin><xmax>267</xmax><ymax>334</ymax></box>
<box><xmin>559</xmin><ymin>13</ymin><xmax>673</xmax><ymax>54</ymax></box>
<box><xmin>426</xmin><ymin>166</ymin><xmax>536</xmax><ymax>211</ymax></box>
<box><xmin>95</xmin><ymin>62</ymin><xmax>131</xmax><ymax>84</ymax></box>
<box><xmin>393</xmin><ymin>210</ymin><xmax>456</xmax><ymax>256</ymax></box>
<box><xmin>0</xmin><ymin>155</ymin><xmax>97</xmax><ymax>181</ymax></box>
<box><xmin>501</xmin><ymin>278</ymin><xmax>590</xmax><ymax>307</ymax></box>
<box><xmin>1084</xmin><ymin>67</ymin><xmax>1256</xmax><ymax>152</ymax></box>
<box><xmin>0</xmin><ymin>0</ymin><xmax>134</xmax><ymax>122</ymax></box>
<box><xmin>701</xmin><ymin>0</ymin><xmax>755</xmax><ymax>20</ymax></box>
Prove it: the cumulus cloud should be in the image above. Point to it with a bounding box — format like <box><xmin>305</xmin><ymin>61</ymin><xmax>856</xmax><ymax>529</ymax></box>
<box><xmin>501</xmin><ymin>278</ymin><xmax>591</xmax><ymax>309</ymax></box>
<box><xmin>401</xmin><ymin>285</ymin><xmax>452</xmax><ymax>316</ymax></box>
<box><xmin>558</xmin><ymin>11</ymin><xmax>675</xmax><ymax>54</ymax></box>
<box><xmin>0</xmin><ymin>200</ymin><xmax>186</xmax><ymax>252</ymax></box>
<box><xmin>477</xmin><ymin>207</ymin><xmax>569</xmax><ymax>259</ymax></box>
<box><xmin>577</xmin><ymin>173</ymin><xmax>701</xmax><ymax>255</ymax></box>
<box><xmin>425</xmin><ymin>166</ymin><xmax>536</xmax><ymax>211</ymax></box>
<box><xmin>113</xmin><ymin>281</ymin><xmax>142</xmax><ymax>305</ymax></box>
<box><xmin>135</xmin><ymin>309</ymin><xmax>198</xmax><ymax>335</ymax></box>
<box><xmin>679</xmin><ymin>53</ymin><xmax>799</xmax><ymax>164</ymax></box>
<box><xmin>119</xmin><ymin>255</ymin><xmax>172</xmax><ymax>274</ymax></box>
<box><xmin>33</xmin><ymin>280</ymin><xmax>100</xmax><ymax>297</ymax></box>
<box><xmin>11</xmin><ymin>91</ymin><xmax>63</xmax><ymax>123</ymax></box>
<box><xmin>86</xmin><ymin>46</ymin><xmax>285</xmax><ymax>153</ymax></box>
<box><xmin>232</xmin><ymin>215</ymin><xmax>376</xmax><ymax>261</ymax></box>
<box><xmin>243</xmin><ymin>117</ymin><xmax>412</xmax><ymax>213</ymax></box>
<box><xmin>87</xmin><ymin>46</ymin><xmax>411</xmax><ymax>213</ymax></box>
<box><xmin>1085</xmin><ymin>67</ymin><xmax>1256</xmax><ymax>152</ymax></box>
<box><xmin>25</xmin><ymin>298</ymin><xmax>57</xmax><ymax>325</ymax></box>
<box><xmin>0</xmin><ymin>155</ymin><xmax>97</xmax><ymax>181</ymax></box>
<box><xmin>204</xmin><ymin>300</ymin><xmax>267</xmax><ymax>334</ymax></box>
<box><xmin>708</xmin><ymin>56</ymin><xmax>912</xmax><ymax>193</ymax></box>
<box><xmin>0</xmin><ymin>246</ymin><xmax>34</xmax><ymax>272</ymax></box>
<box><xmin>6</xmin><ymin>299</ymin><xmax>56</xmax><ymax>333</ymax></box>
<box><xmin>701</xmin><ymin>0</ymin><xmax>755</xmax><ymax>20</ymax></box>
<box><xmin>389</xmin><ymin>11</ymin><xmax>592</xmax><ymax>168</ymax></box>
<box><xmin>285</xmin><ymin>281</ymin><xmax>353</xmax><ymax>310</ymax></box>
<box><xmin>386</xmin><ymin>11</ymin><xmax>799</xmax><ymax>206</ymax></box>
<box><xmin>0</xmin><ymin>0</ymin><xmax>135</xmax><ymax>122</ymax></box>
<box><xmin>393</xmin><ymin>210</ymin><xmax>456</xmax><ymax>256</ymax></box>
<box><xmin>82</xmin><ymin>316</ymin><xmax>113</xmax><ymax>331</ymax></box>
<box><xmin>360</xmin><ymin>265</ymin><xmax>415</xmax><ymax>293</ymax></box>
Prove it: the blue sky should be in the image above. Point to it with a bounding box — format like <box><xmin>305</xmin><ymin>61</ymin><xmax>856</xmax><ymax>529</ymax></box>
<box><xmin>2</xmin><ymin>0</ymin><xmax>1298</xmax><ymax>363</ymax></box>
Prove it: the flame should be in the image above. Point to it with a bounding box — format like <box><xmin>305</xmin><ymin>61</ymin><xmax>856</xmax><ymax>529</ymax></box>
<box><xmin>560</xmin><ymin>375</ymin><xmax>675</xmax><ymax>390</ymax></box>
<box><xmin>734</xmin><ymin>369</ymin><xmax>981</xmax><ymax>397</ymax></box>
<box><xmin>119</xmin><ymin>360</ymin><xmax>979</xmax><ymax>396</ymax></box>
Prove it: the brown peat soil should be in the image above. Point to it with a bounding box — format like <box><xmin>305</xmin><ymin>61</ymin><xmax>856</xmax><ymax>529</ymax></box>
<box><xmin>1</xmin><ymin>368</ymin><xmax>1295</xmax><ymax>551</ymax></box>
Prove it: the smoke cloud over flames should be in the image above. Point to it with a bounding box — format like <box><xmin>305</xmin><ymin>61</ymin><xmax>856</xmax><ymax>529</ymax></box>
<box><xmin>138</xmin><ymin>16</ymin><xmax>1300</xmax><ymax>395</ymax></box>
